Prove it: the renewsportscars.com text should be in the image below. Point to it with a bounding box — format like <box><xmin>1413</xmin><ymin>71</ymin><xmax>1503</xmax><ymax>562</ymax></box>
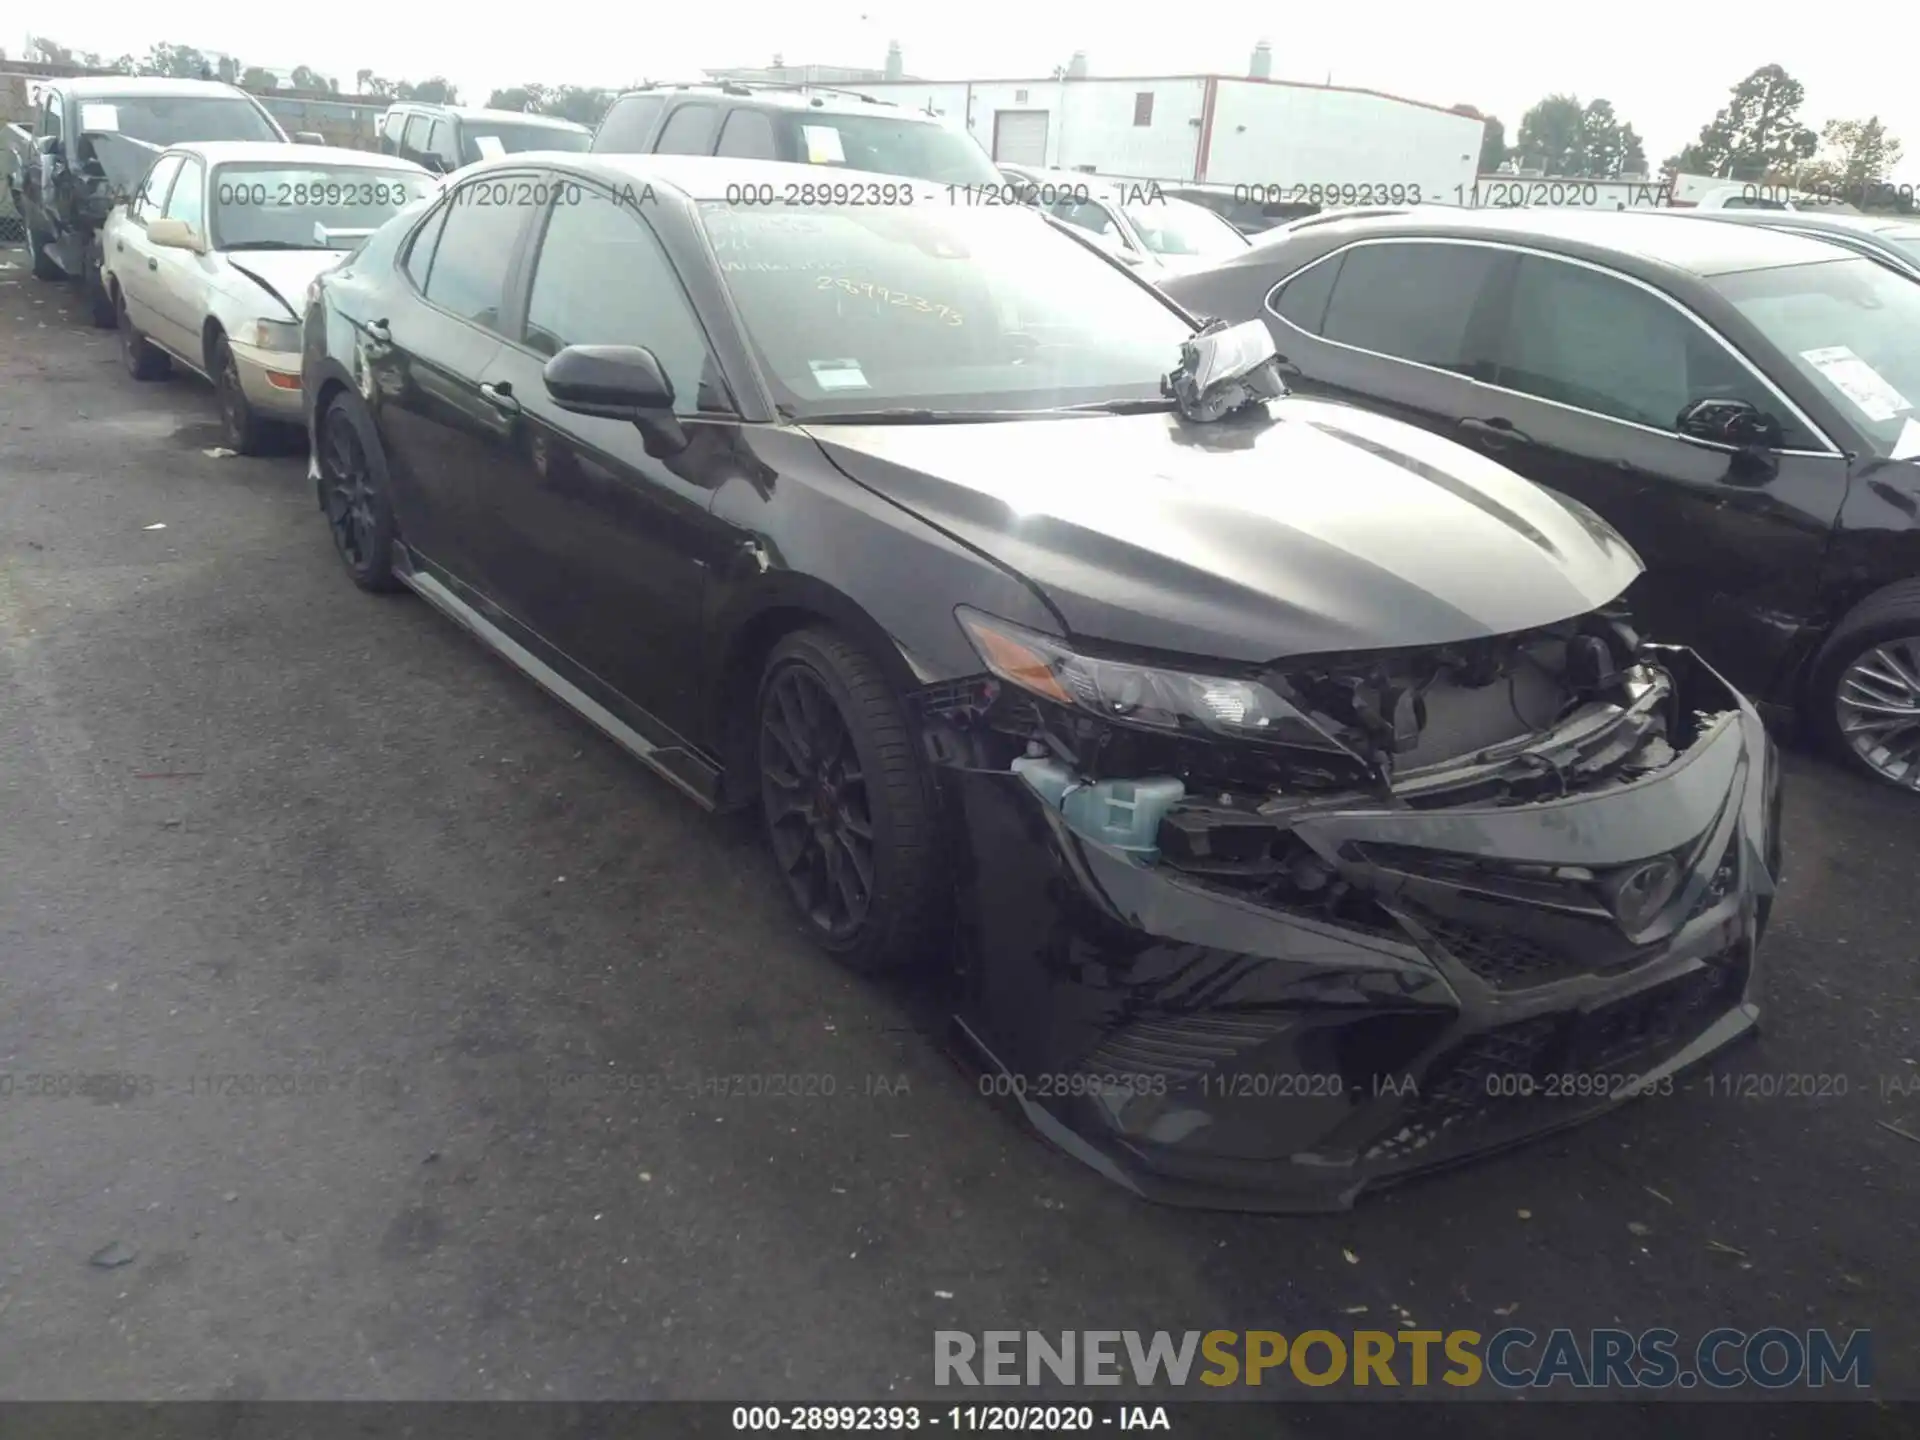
<box><xmin>934</xmin><ymin>1328</ymin><xmax>1872</xmax><ymax>1391</ymax></box>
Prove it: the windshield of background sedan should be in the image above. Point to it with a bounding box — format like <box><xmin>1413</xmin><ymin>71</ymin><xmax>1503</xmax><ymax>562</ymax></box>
<box><xmin>775</xmin><ymin>114</ymin><xmax>1001</xmax><ymax>186</ymax></box>
<box><xmin>701</xmin><ymin>202</ymin><xmax>1194</xmax><ymax>417</ymax></box>
<box><xmin>458</xmin><ymin>124</ymin><xmax>590</xmax><ymax>165</ymax></box>
<box><xmin>1121</xmin><ymin>198</ymin><xmax>1251</xmax><ymax>258</ymax></box>
<box><xmin>79</xmin><ymin>96</ymin><xmax>280</xmax><ymax>145</ymax></box>
<box><xmin>210</xmin><ymin>166</ymin><xmax>436</xmax><ymax>250</ymax></box>
<box><xmin>1713</xmin><ymin>255</ymin><xmax>1920</xmax><ymax>458</ymax></box>
<box><xmin>1877</xmin><ymin>227</ymin><xmax>1920</xmax><ymax>265</ymax></box>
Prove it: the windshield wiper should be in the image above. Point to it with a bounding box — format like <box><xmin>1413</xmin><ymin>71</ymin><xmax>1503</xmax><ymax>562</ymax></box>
<box><xmin>221</xmin><ymin>240</ymin><xmax>311</xmax><ymax>251</ymax></box>
<box><xmin>789</xmin><ymin>407</ymin><xmax>1038</xmax><ymax>424</ymax></box>
<box><xmin>1047</xmin><ymin>397</ymin><xmax>1180</xmax><ymax>415</ymax></box>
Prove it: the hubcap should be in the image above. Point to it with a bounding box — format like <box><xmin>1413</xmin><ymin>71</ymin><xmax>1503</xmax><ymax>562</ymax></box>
<box><xmin>321</xmin><ymin>409</ymin><xmax>378</xmax><ymax>570</ymax></box>
<box><xmin>759</xmin><ymin>666</ymin><xmax>876</xmax><ymax>939</ymax></box>
<box><xmin>1836</xmin><ymin>635</ymin><xmax>1920</xmax><ymax>787</ymax></box>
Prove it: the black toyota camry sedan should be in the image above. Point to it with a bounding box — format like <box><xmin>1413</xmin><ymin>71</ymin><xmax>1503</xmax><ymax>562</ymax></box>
<box><xmin>1162</xmin><ymin>208</ymin><xmax>1920</xmax><ymax>792</ymax></box>
<box><xmin>304</xmin><ymin>156</ymin><xmax>1781</xmax><ymax>1211</ymax></box>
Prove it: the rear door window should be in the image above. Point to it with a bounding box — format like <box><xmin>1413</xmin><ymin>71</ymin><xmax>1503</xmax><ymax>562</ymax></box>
<box><xmin>715</xmin><ymin>109</ymin><xmax>779</xmax><ymax>160</ymax></box>
<box><xmin>421</xmin><ymin>181</ymin><xmax>531</xmax><ymax>332</ymax></box>
<box><xmin>1318</xmin><ymin>242</ymin><xmax>1507</xmax><ymax>376</ymax></box>
<box><xmin>655</xmin><ymin>104</ymin><xmax>721</xmax><ymax>155</ymax></box>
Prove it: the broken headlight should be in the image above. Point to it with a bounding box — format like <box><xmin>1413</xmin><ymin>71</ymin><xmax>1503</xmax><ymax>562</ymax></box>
<box><xmin>956</xmin><ymin>608</ymin><xmax>1350</xmax><ymax>753</ymax></box>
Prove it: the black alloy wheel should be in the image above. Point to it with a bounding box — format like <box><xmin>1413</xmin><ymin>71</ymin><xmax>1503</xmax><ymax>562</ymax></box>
<box><xmin>756</xmin><ymin>629</ymin><xmax>944</xmax><ymax>973</ymax></box>
<box><xmin>319</xmin><ymin>399</ymin><xmax>401</xmax><ymax>593</ymax></box>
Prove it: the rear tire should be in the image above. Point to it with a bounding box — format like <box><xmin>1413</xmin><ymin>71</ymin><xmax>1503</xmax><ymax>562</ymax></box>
<box><xmin>317</xmin><ymin>394</ymin><xmax>403</xmax><ymax>594</ymax></box>
<box><xmin>211</xmin><ymin>334</ymin><xmax>271</xmax><ymax>456</ymax></box>
<box><xmin>756</xmin><ymin>629</ymin><xmax>945</xmax><ymax>975</ymax></box>
<box><xmin>117</xmin><ymin>290</ymin><xmax>171</xmax><ymax>381</ymax></box>
<box><xmin>84</xmin><ymin>237</ymin><xmax>115</xmax><ymax>328</ymax></box>
<box><xmin>26</xmin><ymin>216</ymin><xmax>60</xmax><ymax>281</ymax></box>
<box><xmin>1807</xmin><ymin>579</ymin><xmax>1920</xmax><ymax>792</ymax></box>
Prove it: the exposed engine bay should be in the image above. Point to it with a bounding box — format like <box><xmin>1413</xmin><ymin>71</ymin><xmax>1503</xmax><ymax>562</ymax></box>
<box><xmin>915</xmin><ymin>601</ymin><xmax>1737</xmax><ymax>929</ymax></box>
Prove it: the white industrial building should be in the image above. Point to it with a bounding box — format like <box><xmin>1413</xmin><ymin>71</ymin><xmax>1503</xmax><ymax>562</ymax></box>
<box><xmin>848</xmin><ymin>44</ymin><xmax>1485</xmax><ymax>202</ymax></box>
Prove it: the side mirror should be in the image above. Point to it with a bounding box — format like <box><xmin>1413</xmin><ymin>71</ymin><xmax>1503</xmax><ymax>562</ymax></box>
<box><xmin>543</xmin><ymin>344</ymin><xmax>687</xmax><ymax>456</ymax></box>
<box><xmin>294</xmin><ymin>131</ymin><xmax>326</xmax><ymax>146</ymax></box>
<box><xmin>146</xmin><ymin>217</ymin><xmax>203</xmax><ymax>252</ymax></box>
<box><xmin>1676</xmin><ymin>397</ymin><xmax>1782</xmax><ymax>450</ymax></box>
<box><xmin>34</xmin><ymin>133</ymin><xmax>63</xmax><ymax>159</ymax></box>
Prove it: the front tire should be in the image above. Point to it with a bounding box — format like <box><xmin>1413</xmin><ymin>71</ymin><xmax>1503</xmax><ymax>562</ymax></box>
<box><xmin>317</xmin><ymin>395</ymin><xmax>403</xmax><ymax>593</ymax></box>
<box><xmin>756</xmin><ymin>629</ymin><xmax>944</xmax><ymax>974</ymax></box>
<box><xmin>1808</xmin><ymin>580</ymin><xmax>1920</xmax><ymax>791</ymax></box>
<box><xmin>211</xmin><ymin>334</ymin><xmax>271</xmax><ymax>455</ymax></box>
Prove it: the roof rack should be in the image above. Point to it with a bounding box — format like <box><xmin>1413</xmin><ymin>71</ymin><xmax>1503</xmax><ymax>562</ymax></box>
<box><xmin>622</xmin><ymin>79</ymin><xmax>894</xmax><ymax>107</ymax></box>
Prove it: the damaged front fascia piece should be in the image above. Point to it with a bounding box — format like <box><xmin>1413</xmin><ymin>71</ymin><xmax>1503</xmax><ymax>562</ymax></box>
<box><xmin>914</xmin><ymin>601</ymin><xmax>1732</xmax><ymax>888</ymax></box>
<box><xmin>1161</xmin><ymin>318</ymin><xmax>1289</xmax><ymax>423</ymax></box>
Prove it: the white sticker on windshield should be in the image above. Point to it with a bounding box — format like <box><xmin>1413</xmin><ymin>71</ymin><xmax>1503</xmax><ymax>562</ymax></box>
<box><xmin>79</xmin><ymin>103</ymin><xmax>119</xmax><ymax>133</ymax></box>
<box><xmin>1800</xmin><ymin>345</ymin><xmax>1913</xmax><ymax>423</ymax></box>
<box><xmin>808</xmin><ymin>358</ymin><xmax>869</xmax><ymax>391</ymax></box>
<box><xmin>1892</xmin><ymin>418</ymin><xmax>1920</xmax><ymax>462</ymax></box>
<box><xmin>472</xmin><ymin>134</ymin><xmax>506</xmax><ymax>159</ymax></box>
<box><xmin>802</xmin><ymin>125</ymin><xmax>846</xmax><ymax>165</ymax></box>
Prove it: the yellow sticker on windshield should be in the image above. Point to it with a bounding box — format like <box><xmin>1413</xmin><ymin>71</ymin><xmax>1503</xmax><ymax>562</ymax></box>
<box><xmin>814</xmin><ymin>275</ymin><xmax>962</xmax><ymax>325</ymax></box>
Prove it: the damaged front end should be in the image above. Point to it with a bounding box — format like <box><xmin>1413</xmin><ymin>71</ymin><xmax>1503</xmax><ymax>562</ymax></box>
<box><xmin>914</xmin><ymin>601</ymin><xmax>1782</xmax><ymax>1212</ymax></box>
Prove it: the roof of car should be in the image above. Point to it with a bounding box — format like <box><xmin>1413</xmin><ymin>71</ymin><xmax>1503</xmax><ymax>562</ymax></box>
<box><xmin>608</xmin><ymin>83</ymin><xmax>921</xmax><ymax>120</ymax></box>
<box><xmin>1682</xmin><ymin>209</ymin><xmax>1919</xmax><ymax>237</ymax></box>
<box><xmin>1260</xmin><ymin>206</ymin><xmax>1858</xmax><ymax>276</ymax></box>
<box><xmin>167</xmin><ymin>141</ymin><xmax>431</xmax><ymax>170</ymax></box>
<box><xmin>62</xmin><ymin>76</ymin><xmax>264</xmax><ymax>101</ymax></box>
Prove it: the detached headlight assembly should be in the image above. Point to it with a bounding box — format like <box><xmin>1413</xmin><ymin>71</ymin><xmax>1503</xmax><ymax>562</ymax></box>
<box><xmin>956</xmin><ymin>607</ymin><xmax>1350</xmax><ymax>753</ymax></box>
<box><xmin>248</xmin><ymin>318</ymin><xmax>303</xmax><ymax>352</ymax></box>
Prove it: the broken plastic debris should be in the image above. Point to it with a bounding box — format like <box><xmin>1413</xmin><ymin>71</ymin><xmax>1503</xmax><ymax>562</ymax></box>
<box><xmin>88</xmin><ymin>1241</ymin><xmax>139</xmax><ymax>1268</ymax></box>
<box><xmin>1342</xmin><ymin>1249</ymin><xmax>1359</xmax><ymax>1264</ymax></box>
<box><xmin>202</xmin><ymin>447</ymin><xmax>238</xmax><ymax>458</ymax></box>
<box><xmin>143</xmin><ymin>522</ymin><xmax>167</xmax><ymax>530</ymax></box>
<box><xmin>935</xmin><ymin>1290</ymin><xmax>954</xmax><ymax>1300</ymax></box>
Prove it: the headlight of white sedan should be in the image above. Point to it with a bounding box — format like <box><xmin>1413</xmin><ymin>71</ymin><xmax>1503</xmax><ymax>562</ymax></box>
<box><xmin>248</xmin><ymin>318</ymin><xmax>303</xmax><ymax>353</ymax></box>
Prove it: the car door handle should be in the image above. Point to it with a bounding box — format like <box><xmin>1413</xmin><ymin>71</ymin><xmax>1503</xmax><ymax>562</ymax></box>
<box><xmin>115</xmin><ymin>239</ymin><xmax>124</xmax><ymax>252</ymax></box>
<box><xmin>480</xmin><ymin>381</ymin><xmax>521</xmax><ymax>416</ymax></box>
<box><xmin>147</xmin><ymin>257</ymin><xmax>158</xmax><ymax>271</ymax></box>
<box><xmin>1459</xmin><ymin>416</ymin><xmax>1531</xmax><ymax>449</ymax></box>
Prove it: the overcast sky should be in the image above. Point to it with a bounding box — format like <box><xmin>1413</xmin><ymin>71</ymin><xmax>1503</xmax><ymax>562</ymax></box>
<box><xmin>20</xmin><ymin>3</ymin><xmax>1920</xmax><ymax>183</ymax></box>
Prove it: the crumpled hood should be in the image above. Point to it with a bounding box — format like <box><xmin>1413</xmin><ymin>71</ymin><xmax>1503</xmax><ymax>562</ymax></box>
<box><xmin>219</xmin><ymin>249</ymin><xmax>348</xmax><ymax>320</ymax></box>
<box><xmin>804</xmin><ymin>397</ymin><xmax>1645</xmax><ymax>663</ymax></box>
<box><xmin>80</xmin><ymin>132</ymin><xmax>163</xmax><ymax>199</ymax></box>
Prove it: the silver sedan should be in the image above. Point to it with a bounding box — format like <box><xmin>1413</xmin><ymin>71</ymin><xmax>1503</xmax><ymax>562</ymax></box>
<box><xmin>101</xmin><ymin>141</ymin><xmax>433</xmax><ymax>452</ymax></box>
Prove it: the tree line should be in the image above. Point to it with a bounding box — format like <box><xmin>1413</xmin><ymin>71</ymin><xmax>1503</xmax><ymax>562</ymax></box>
<box><xmin>12</xmin><ymin>34</ymin><xmax>459</xmax><ymax>105</ymax></box>
<box><xmin>1460</xmin><ymin>63</ymin><xmax>1903</xmax><ymax>205</ymax></box>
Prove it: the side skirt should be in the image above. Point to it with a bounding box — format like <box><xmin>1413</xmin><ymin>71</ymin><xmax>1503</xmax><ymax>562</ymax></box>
<box><xmin>394</xmin><ymin>551</ymin><xmax>725</xmax><ymax>811</ymax></box>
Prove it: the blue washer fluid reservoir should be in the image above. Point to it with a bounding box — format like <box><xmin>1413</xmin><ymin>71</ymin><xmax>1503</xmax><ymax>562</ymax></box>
<box><xmin>1010</xmin><ymin>757</ymin><xmax>1185</xmax><ymax>860</ymax></box>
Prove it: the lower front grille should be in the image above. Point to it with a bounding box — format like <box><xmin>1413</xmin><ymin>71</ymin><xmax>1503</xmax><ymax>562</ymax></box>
<box><xmin>1081</xmin><ymin>1012</ymin><xmax>1288</xmax><ymax>1085</ymax></box>
<box><xmin>1407</xmin><ymin>911</ymin><xmax>1600</xmax><ymax>991</ymax></box>
<box><xmin>1362</xmin><ymin>950</ymin><xmax>1747</xmax><ymax>1165</ymax></box>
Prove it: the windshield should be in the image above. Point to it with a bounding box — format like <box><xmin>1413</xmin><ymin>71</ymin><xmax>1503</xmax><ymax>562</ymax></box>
<box><xmin>773</xmin><ymin>112</ymin><xmax>1000</xmax><ymax>186</ymax></box>
<box><xmin>1121</xmin><ymin>197</ymin><xmax>1251</xmax><ymax>258</ymax></box>
<box><xmin>1713</xmin><ymin>255</ymin><xmax>1920</xmax><ymax>457</ymax></box>
<box><xmin>77</xmin><ymin>96</ymin><xmax>279</xmax><ymax>146</ymax></box>
<box><xmin>211</xmin><ymin>165</ymin><xmax>437</xmax><ymax>250</ymax></box>
<box><xmin>458</xmin><ymin>122</ymin><xmax>590</xmax><ymax>165</ymax></box>
<box><xmin>700</xmin><ymin>202</ymin><xmax>1193</xmax><ymax>417</ymax></box>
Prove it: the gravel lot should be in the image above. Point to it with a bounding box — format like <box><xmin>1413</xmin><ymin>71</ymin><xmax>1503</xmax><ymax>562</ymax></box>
<box><xmin>1</xmin><ymin>250</ymin><xmax>1916</xmax><ymax>1415</ymax></box>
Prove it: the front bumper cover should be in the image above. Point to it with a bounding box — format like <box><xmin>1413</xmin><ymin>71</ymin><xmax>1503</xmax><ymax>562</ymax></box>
<box><xmin>942</xmin><ymin>646</ymin><xmax>1782</xmax><ymax>1213</ymax></box>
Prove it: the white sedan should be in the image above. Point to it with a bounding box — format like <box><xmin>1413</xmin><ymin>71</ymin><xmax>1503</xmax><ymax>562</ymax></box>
<box><xmin>100</xmin><ymin>141</ymin><xmax>434</xmax><ymax>452</ymax></box>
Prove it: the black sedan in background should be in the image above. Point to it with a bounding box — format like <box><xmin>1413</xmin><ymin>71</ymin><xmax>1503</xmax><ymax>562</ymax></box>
<box><xmin>1674</xmin><ymin>207</ymin><xmax>1920</xmax><ymax>282</ymax></box>
<box><xmin>303</xmin><ymin>156</ymin><xmax>1779</xmax><ymax>1210</ymax></box>
<box><xmin>1161</xmin><ymin>209</ymin><xmax>1920</xmax><ymax>791</ymax></box>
